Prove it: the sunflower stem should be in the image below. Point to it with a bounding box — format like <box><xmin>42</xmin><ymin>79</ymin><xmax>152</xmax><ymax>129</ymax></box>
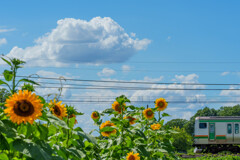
<box><xmin>66</xmin><ymin>115</ymin><xmax>70</xmax><ymax>148</ymax></box>
<box><xmin>121</xmin><ymin>103</ymin><xmax>124</xmax><ymax>158</ymax></box>
<box><xmin>12</xmin><ymin>67</ymin><xmax>16</xmax><ymax>94</ymax></box>
<box><xmin>158</xmin><ymin>111</ymin><xmax>161</xmax><ymax>122</ymax></box>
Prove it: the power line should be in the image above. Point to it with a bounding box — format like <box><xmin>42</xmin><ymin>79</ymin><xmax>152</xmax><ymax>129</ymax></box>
<box><xmin>3</xmin><ymin>57</ymin><xmax>240</xmax><ymax>64</ymax></box>
<box><xmin>13</xmin><ymin>76</ymin><xmax>240</xmax><ymax>86</ymax></box>
<box><xmin>35</xmin><ymin>86</ymin><xmax>240</xmax><ymax>91</ymax></box>
<box><xmin>51</xmin><ymin>100</ymin><xmax>240</xmax><ymax>104</ymax></box>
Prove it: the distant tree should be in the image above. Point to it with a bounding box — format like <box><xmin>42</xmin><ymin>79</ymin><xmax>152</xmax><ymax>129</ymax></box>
<box><xmin>0</xmin><ymin>88</ymin><xmax>11</xmax><ymax>103</ymax></box>
<box><xmin>217</xmin><ymin>105</ymin><xmax>240</xmax><ymax>116</ymax></box>
<box><xmin>165</xmin><ymin>119</ymin><xmax>188</xmax><ymax>129</ymax></box>
<box><xmin>171</xmin><ymin>127</ymin><xmax>192</xmax><ymax>152</ymax></box>
<box><xmin>184</xmin><ymin>107</ymin><xmax>218</xmax><ymax>136</ymax></box>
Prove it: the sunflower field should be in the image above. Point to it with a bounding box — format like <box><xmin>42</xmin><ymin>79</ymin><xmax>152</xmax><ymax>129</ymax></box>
<box><xmin>0</xmin><ymin>57</ymin><xmax>178</xmax><ymax>160</ymax></box>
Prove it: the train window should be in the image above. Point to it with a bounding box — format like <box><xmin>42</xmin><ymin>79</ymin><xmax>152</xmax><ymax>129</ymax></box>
<box><xmin>235</xmin><ymin>124</ymin><xmax>239</xmax><ymax>134</ymax></box>
<box><xmin>227</xmin><ymin>124</ymin><xmax>232</xmax><ymax>134</ymax></box>
<box><xmin>199</xmin><ymin>123</ymin><xmax>207</xmax><ymax>129</ymax></box>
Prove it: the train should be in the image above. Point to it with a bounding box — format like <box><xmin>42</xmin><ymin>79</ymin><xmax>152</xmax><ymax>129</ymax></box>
<box><xmin>193</xmin><ymin>116</ymin><xmax>240</xmax><ymax>153</ymax></box>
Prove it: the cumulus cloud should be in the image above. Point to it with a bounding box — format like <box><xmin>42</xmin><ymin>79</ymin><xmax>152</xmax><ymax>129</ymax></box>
<box><xmin>142</xmin><ymin>76</ymin><xmax>164</xmax><ymax>82</ymax></box>
<box><xmin>2</xmin><ymin>17</ymin><xmax>151</xmax><ymax>66</ymax></box>
<box><xmin>0</xmin><ymin>38</ymin><xmax>7</xmax><ymax>46</ymax></box>
<box><xmin>0</xmin><ymin>28</ymin><xmax>15</xmax><ymax>33</ymax></box>
<box><xmin>97</xmin><ymin>68</ymin><xmax>116</xmax><ymax>77</ymax></box>
<box><xmin>221</xmin><ymin>72</ymin><xmax>230</xmax><ymax>76</ymax></box>
<box><xmin>122</xmin><ymin>65</ymin><xmax>131</xmax><ymax>73</ymax></box>
<box><xmin>172</xmin><ymin>73</ymin><xmax>199</xmax><ymax>83</ymax></box>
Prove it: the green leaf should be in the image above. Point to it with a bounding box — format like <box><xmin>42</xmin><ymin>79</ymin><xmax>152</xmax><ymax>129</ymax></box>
<box><xmin>67</xmin><ymin>147</ymin><xmax>86</xmax><ymax>159</ymax></box>
<box><xmin>37</xmin><ymin>125</ymin><xmax>48</xmax><ymax>140</ymax></box>
<box><xmin>0</xmin><ymin>133</ymin><xmax>10</xmax><ymax>150</ymax></box>
<box><xmin>0</xmin><ymin>120</ymin><xmax>17</xmax><ymax>138</ymax></box>
<box><xmin>0</xmin><ymin>153</ymin><xmax>8</xmax><ymax>160</ymax></box>
<box><xmin>128</xmin><ymin>105</ymin><xmax>135</xmax><ymax>110</ymax></box>
<box><xmin>3</xmin><ymin>70</ymin><xmax>13</xmax><ymax>81</ymax></box>
<box><xmin>1</xmin><ymin>57</ymin><xmax>12</xmax><ymax>67</ymax></box>
<box><xmin>76</xmin><ymin>131</ymin><xmax>98</xmax><ymax>145</ymax></box>
<box><xmin>47</xmin><ymin>112</ymin><xmax>69</xmax><ymax>129</ymax></box>
<box><xmin>69</xmin><ymin>116</ymin><xmax>76</xmax><ymax>128</ymax></box>
<box><xmin>136</xmin><ymin>145</ymin><xmax>150</xmax><ymax>157</ymax></box>
<box><xmin>102</xmin><ymin>108</ymin><xmax>114</xmax><ymax>114</ymax></box>
<box><xmin>110</xmin><ymin>117</ymin><xmax>120</xmax><ymax>123</ymax></box>
<box><xmin>162</xmin><ymin>112</ymin><xmax>170</xmax><ymax>117</ymax></box>
<box><xmin>13</xmin><ymin>139</ymin><xmax>52</xmax><ymax>160</ymax></box>
<box><xmin>100</xmin><ymin>126</ymin><xmax>116</xmax><ymax>132</ymax></box>
<box><xmin>38</xmin><ymin>96</ymin><xmax>46</xmax><ymax>104</ymax></box>
<box><xmin>0</xmin><ymin>80</ymin><xmax>8</xmax><ymax>86</ymax></box>
<box><xmin>53</xmin><ymin>145</ymin><xmax>68</xmax><ymax>160</ymax></box>
<box><xmin>18</xmin><ymin>78</ymin><xmax>39</xmax><ymax>85</ymax></box>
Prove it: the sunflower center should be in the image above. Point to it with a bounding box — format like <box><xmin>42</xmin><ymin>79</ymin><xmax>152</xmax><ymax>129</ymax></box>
<box><xmin>116</xmin><ymin>105</ymin><xmax>121</xmax><ymax>111</ymax></box>
<box><xmin>158</xmin><ymin>102</ymin><xmax>164</xmax><ymax>107</ymax></box>
<box><xmin>93</xmin><ymin>112</ymin><xmax>98</xmax><ymax>117</ymax></box>
<box><xmin>128</xmin><ymin>155</ymin><xmax>135</xmax><ymax>160</ymax></box>
<box><xmin>54</xmin><ymin>105</ymin><xmax>61</xmax><ymax>116</ymax></box>
<box><xmin>147</xmin><ymin>111</ymin><xmax>153</xmax><ymax>116</ymax></box>
<box><xmin>13</xmin><ymin>100</ymin><xmax>35</xmax><ymax>117</ymax></box>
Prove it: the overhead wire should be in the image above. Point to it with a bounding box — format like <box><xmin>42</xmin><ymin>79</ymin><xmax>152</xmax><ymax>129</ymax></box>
<box><xmin>11</xmin><ymin>75</ymin><xmax>240</xmax><ymax>86</ymax></box>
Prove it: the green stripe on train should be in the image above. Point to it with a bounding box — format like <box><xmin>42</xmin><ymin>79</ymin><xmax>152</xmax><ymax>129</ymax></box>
<box><xmin>194</xmin><ymin>136</ymin><xmax>226</xmax><ymax>139</ymax></box>
<box><xmin>216</xmin><ymin>136</ymin><xmax>226</xmax><ymax>140</ymax></box>
<box><xmin>199</xmin><ymin>120</ymin><xmax>240</xmax><ymax>122</ymax></box>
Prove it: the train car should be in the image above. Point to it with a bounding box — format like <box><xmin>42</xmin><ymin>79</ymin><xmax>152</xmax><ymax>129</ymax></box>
<box><xmin>193</xmin><ymin>116</ymin><xmax>240</xmax><ymax>153</ymax></box>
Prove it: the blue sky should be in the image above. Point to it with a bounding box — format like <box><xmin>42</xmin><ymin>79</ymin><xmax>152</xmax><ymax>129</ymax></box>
<box><xmin>0</xmin><ymin>0</ymin><xmax>240</xmax><ymax>132</ymax></box>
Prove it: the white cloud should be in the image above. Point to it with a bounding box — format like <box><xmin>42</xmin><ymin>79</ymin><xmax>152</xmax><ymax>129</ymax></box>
<box><xmin>143</xmin><ymin>76</ymin><xmax>164</xmax><ymax>82</ymax></box>
<box><xmin>130</xmin><ymin>32</ymin><xmax>136</xmax><ymax>37</ymax></box>
<box><xmin>167</xmin><ymin>36</ymin><xmax>171</xmax><ymax>40</ymax></box>
<box><xmin>97</xmin><ymin>68</ymin><xmax>116</xmax><ymax>77</ymax></box>
<box><xmin>2</xmin><ymin>17</ymin><xmax>151</xmax><ymax>66</ymax></box>
<box><xmin>122</xmin><ymin>65</ymin><xmax>131</xmax><ymax>73</ymax></box>
<box><xmin>172</xmin><ymin>73</ymin><xmax>199</xmax><ymax>83</ymax></box>
<box><xmin>182</xmin><ymin>111</ymin><xmax>194</xmax><ymax>120</ymax></box>
<box><xmin>0</xmin><ymin>28</ymin><xmax>15</xmax><ymax>33</ymax></box>
<box><xmin>220</xmin><ymin>86</ymin><xmax>240</xmax><ymax>96</ymax></box>
<box><xmin>0</xmin><ymin>38</ymin><xmax>7</xmax><ymax>46</ymax></box>
<box><xmin>221</xmin><ymin>72</ymin><xmax>230</xmax><ymax>76</ymax></box>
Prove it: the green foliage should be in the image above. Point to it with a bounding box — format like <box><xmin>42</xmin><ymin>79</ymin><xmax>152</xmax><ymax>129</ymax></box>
<box><xmin>21</xmin><ymin>83</ymin><xmax>35</xmax><ymax>92</ymax></box>
<box><xmin>0</xmin><ymin>88</ymin><xmax>11</xmax><ymax>103</ymax></box>
<box><xmin>171</xmin><ymin>127</ymin><xmax>193</xmax><ymax>152</ymax></box>
<box><xmin>218</xmin><ymin>105</ymin><xmax>240</xmax><ymax>116</ymax></box>
<box><xmin>165</xmin><ymin>118</ymin><xmax>188</xmax><ymax>129</ymax></box>
<box><xmin>180</xmin><ymin>155</ymin><xmax>240</xmax><ymax>160</ymax></box>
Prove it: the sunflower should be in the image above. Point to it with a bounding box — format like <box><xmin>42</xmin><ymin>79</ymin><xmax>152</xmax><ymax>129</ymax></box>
<box><xmin>155</xmin><ymin>98</ymin><xmax>168</xmax><ymax>111</ymax></box>
<box><xmin>100</xmin><ymin>121</ymin><xmax>117</xmax><ymax>137</ymax></box>
<box><xmin>91</xmin><ymin>111</ymin><xmax>100</xmax><ymax>121</ymax></box>
<box><xmin>143</xmin><ymin>108</ymin><xmax>154</xmax><ymax>120</ymax></box>
<box><xmin>124</xmin><ymin>116</ymin><xmax>137</xmax><ymax>125</ymax></box>
<box><xmin>4</xmin><ymin>90</ymin><xmax>43</xmax><ymax>125</ymax></box>
<box><xmin>126</xmin><ymin>152</ymin><xmax>140</xmax><ymax>160</ymax></box>
<box><xmin>151</xmin><ymin>123</ymin><xmax>161</xmax><ymax>130</ymax></box>
<box><xmin>49</xmin><ymin>99</ymin><xmax>67</xmax><ymax>119</ymax></box>
<box><xmin>112</xmin><ymin>101</ymin><xmax>126</xmax><ymax>114</ymax></box>
<box><xmin>69</xmin><ymin>114</ymin><xmax>78</xmax><ymax>124</ymax></box>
